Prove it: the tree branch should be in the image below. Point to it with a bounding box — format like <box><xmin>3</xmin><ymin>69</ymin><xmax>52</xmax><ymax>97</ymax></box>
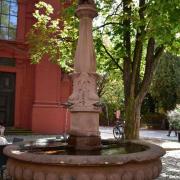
<box><xmin>136</xmin><ymin>38</ymin><xmax>155</xmax><ymax>102</ymax></box>
<box><xmin>102</xmin><ymin>44</ymin><xmax>124</xmax><ymax>72</ymax></box>
<box><xmin>123</xmin><ymin>0</ymin><xmax>132</xmax><ymax>105</ymax></box>
<box><xmin>99</xmin><ymin>2</ymin><xmax>123</xmax><ymax>34</ymax></box>
<box><xmin>131</xmin><ymin>0</ymin><xmax>146</xmax><ymax>97</ymax></box>
<box><xmin>93</xmin><ymin>22</ymin><xmax>121</xmax><ymax>31</ymax></box>
<box><xmin>154</xmin><ymin>46</ymin><xmax>164</xmax><ymax>61</ymax></box>
<box><xmin>123</xmin><ymin>0</ymin><xmax>131</xmax><ymax>59</ymax></box>
<box><xmin>97</xmin><ymin>74</ymin><xmax>108</xmax><ymax>97</ymax></box>
<box><xmin>137</xmin><ymin>39</ymin><xmax>164</xmax><ymax>104</ymax></box>
<box><xmin>103</xmin><ymin>1</ymin><xmax>123</xmax><ymax>24</ymax></box>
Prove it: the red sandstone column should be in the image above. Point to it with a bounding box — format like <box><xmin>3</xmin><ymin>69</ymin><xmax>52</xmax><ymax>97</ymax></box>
<box><xmin>68</xmin><ymin>1</ymin><xmax>101</xmax><ymax>150</ymax></box>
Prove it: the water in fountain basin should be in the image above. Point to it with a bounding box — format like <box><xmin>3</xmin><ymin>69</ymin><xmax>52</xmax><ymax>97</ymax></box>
<box><xmin>19</xmin><ymin>139</ymin><xmax>148</xmax><ymax>156</ymax></box>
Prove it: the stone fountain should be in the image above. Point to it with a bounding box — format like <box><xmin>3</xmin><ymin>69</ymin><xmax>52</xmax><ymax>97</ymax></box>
<box><xmin>4</xmin><ymin>1</ymin><xmax>165</xmax><ymax>180</ymax></box>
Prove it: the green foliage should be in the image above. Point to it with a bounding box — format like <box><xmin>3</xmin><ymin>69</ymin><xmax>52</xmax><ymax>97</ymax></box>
<box><xmin>28</xmin><ymin>1</ymin><xmax>78</xmax><ymax>71</ymax></box>
<box><xmin>95</xmin><ymin>0</ymin><xmax>180</xmax><ymax>68</ymax></box>
<box><xmin>100</xmin><ymin>72</ymin><xmax>124</xmax><ymax>106</ymax></box>
<box><xmin>98</xmin><ymin>71</ymin><xmax>124</xmax><ymax>122</ymax></box>
<box><xmin>151</xmin><ymin>53</ymin><xmax>180</xmax><ymax>111</ymax></box>
<box><xmin>146</xmin><ymin>0</ymin><xmax>180</xmax><ymax>52</ymax></box>
<box><xmin>141</xmin><ymin>113</ymin><xmax>167</xmax><ymax>129</ymax></box>
<box><xmin>167</xmin><ymin>107</ymin><xmax>180</xmax><ymax>130</ymax></box>
<box><xmin>28</xmin><ymin>0</ymin><xmax>180</xmax><ymax>77</ymax></box>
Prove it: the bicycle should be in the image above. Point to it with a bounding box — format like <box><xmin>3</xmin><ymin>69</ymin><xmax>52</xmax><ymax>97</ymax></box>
<box><xmin>113</xmin><ymin>121</ymin><xmax>125</xmax><ymax>140</ymax></box>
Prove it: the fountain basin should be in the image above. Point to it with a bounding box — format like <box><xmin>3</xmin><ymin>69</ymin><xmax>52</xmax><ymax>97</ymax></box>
<box><xmin>4</xmin><ymin>139</ymin><xmax>165</xmax><ymax>180</ymax></box>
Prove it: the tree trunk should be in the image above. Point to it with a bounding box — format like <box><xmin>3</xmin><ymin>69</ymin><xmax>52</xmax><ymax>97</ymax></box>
<box><xmin>125</xmin><ymin>97</ymin><xmax>141</xmax><ymax>139</ymax></box>
<box><xmin>121</xmin><ymin>1</ymin><xmax>164</xmax><ymax>140</ymax></box>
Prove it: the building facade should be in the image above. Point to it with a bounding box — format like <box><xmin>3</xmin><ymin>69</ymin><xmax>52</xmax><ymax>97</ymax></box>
<box><xmin>0</xmin><ymin>0</ymin><xmax>71</xmax><ymax>134</ymax></box>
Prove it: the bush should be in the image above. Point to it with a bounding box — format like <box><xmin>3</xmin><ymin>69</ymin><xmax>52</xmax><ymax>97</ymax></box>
<box><xmin>141</xmin><ymin>113</ymin><xmax>168</xmax><ymax>130</ymax></box>
<box><xmin>167</xmin><ymin>108</ymin><xmax>180</xmax><ymax>130</ymax></box>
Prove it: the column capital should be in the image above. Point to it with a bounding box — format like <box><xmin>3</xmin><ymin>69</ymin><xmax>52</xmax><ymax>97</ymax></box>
<box><xmin>76</xmin><ymin>4</ymin><xmax>98</xmax><ymax>19</ymax></box>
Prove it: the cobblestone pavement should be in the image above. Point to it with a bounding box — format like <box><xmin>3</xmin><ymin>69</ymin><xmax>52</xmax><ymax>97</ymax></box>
<box><xmin>157</xmin><ymin>150</ymin><xmax>180</xmax><ymax>179</ymax></box>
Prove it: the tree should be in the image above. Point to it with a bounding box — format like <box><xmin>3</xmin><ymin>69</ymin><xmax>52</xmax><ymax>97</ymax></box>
<box><xmin>94</xmin><ymin>0</ymin><xmax>180</xmax><ymax>139</ymax></box>
<box><xmin>151</xmin><ymin>53</ymin><xmax>180</xmax><ymax>112</ymax></box>
<box><xmin>28</xmin><ymin>0</ymin><xmax>180</xmax><ymax>139</ymax></box>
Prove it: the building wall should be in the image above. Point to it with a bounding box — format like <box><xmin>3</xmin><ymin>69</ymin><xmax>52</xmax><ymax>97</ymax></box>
<box><xmin>32</xmin><ymin>58</ymin><xmax>71</xmax><ymax>134</ymax></box>
<box><xmin>0</xmin><ymin>0</ymin><xmax>71</xmax><ymax>133</ymax></box>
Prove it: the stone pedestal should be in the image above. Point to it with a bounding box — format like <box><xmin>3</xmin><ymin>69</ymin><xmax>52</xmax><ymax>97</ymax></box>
<box><xmin>67</xmin><ymin>3</ymin><xmax>101</xmax><ymax>150</ymax></box>
<box><xmin>68</xmin><ymin>136</ymin><xmax>101</xmax><ymax>150</ymax></box>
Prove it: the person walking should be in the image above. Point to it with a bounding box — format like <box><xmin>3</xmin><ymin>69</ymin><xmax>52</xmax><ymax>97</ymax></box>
<box><xmin>167</xmin><ymin>120</ymin><xmax>177</xmax><ymax>137</ymax></box>
<box><xmin>167</xmin><ymin>111</ymin><xmax>178</xmax><ymax>137</ymax></box>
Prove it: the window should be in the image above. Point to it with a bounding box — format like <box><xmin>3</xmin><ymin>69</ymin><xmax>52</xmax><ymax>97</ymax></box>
<box><xmin>0</xmin><ymin>0</ymin><xmax>18</xmax><ymax>40</ymax></box>
<box><xmin>0</xmin><ymin>57</ymin><xmax>16</xmax><ymax>66</ymax></box>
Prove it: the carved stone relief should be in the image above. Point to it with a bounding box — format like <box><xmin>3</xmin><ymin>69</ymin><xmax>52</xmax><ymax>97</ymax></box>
<box><xmin>68</xmin><ymin>72</ymin><xmax>99</xmax><ymax>108</ymax></box>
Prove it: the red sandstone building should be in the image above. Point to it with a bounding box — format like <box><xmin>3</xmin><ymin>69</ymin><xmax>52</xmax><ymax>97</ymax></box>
<box><xmin>0</xmin><ymin>0</ymin><xmax>71</xmax><ymax>134</ymax></box>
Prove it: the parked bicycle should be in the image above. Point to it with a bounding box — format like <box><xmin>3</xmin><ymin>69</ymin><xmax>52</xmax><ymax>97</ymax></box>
<box><xmin>113</xmin><ymin>120</ymin><xmax>125</xmax><ymax>140</ymax></box>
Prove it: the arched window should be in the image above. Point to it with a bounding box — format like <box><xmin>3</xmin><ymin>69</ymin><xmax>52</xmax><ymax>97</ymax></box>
<box><xmin>0</xmin><ymin>0</ymin><xmax>18</xmax><ymax>40</ymax></box>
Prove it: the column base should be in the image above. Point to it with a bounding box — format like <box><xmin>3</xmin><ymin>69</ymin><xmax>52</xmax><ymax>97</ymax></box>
<box><xmin>68</xmin><ymin>135</ymin><xmax>101</xmax><ymax>150</ymax></box>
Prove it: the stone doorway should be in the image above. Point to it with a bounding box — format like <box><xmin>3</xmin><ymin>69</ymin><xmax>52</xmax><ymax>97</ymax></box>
<box><xmin>0</xmin><ymin>72</ymin><xmax>15</xmax><ymax>126</ymax></box>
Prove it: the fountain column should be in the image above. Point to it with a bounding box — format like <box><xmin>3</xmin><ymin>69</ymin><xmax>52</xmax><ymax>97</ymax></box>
<box><xmin>67</xmin><ymin>1</ymin><xmax>101</xmax><ymax>150</ymax></box>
